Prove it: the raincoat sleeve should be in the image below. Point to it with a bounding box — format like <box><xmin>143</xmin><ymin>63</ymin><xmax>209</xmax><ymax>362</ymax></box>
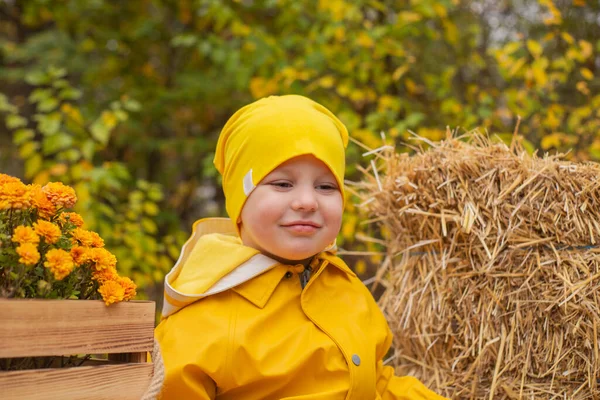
<box><xmin>155</xmin><ymin>317</ymin><xmax>219</xmax><ymax>400</ymax></box>
<box><xmin>374</xmin><ymin>327</ymin><xmax>448</xmax><ymax>400</ymax></box>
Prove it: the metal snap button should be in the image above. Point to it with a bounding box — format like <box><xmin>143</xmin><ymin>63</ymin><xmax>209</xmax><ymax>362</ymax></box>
<box><xmin>285</xmin><ymin>271</ymin><xmax>293</xmax><ymax>279</ymax></box>
<box><xmin>352</xmin><ymin>354</ymin><xmax>361</xmax><ymax>366</ymax></box>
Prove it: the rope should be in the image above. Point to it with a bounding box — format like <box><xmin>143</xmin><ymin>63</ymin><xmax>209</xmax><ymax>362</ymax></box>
<box><xmin>141</xmin><ymin>338</ymin><xmax>165</xmax><ymax>400</ymax></box>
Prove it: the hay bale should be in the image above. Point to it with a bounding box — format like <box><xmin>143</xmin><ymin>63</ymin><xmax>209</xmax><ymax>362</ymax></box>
<box><xmin>361</xmin><ymin>132</ymin><xmax>600</xmax><ymax>399</ymax></box>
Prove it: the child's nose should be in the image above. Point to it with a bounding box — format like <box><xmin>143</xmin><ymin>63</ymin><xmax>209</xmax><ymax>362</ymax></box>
<box><xmin>291</xmin><ymin>189</ymin><xmax>318</xmax><ymax>211</ymax></box>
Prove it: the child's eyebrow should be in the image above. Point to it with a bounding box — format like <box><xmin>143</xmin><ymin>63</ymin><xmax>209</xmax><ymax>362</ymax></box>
<box><xmin>270</xmin><ymin>168</ymin><xmax>336</xmax><ymax>181</ymax></box>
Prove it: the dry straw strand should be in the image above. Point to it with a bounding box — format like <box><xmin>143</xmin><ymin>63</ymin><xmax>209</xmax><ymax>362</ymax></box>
<box><xmin>356</xmin><ymin>130</ymin><xmax>600</xmax><ymax>399</ymax></box>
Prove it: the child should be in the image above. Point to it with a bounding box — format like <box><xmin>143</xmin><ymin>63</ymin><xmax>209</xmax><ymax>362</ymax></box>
<box><xmin>155</xmin><ymin>95</ymin><xmax>447</xmax><ymax>399</ymax></box>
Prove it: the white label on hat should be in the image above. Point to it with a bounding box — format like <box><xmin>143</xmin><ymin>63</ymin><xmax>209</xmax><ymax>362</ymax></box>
<box><xmin>243</xmin><ymin>169</ymin><xmax>255</xmax><ymax>196</ymax></box>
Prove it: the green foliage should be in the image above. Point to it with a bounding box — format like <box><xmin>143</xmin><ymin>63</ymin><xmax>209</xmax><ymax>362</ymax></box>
<box><xmin>1</xmin><ymin>0</ymin><xmax>600</xmax><ymax>285</ymax></box>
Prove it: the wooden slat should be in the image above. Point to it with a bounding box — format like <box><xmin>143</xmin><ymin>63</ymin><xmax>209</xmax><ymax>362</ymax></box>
<box><xmin>0</xmin><ymin>299</ymin><xmax>155</xmax><ymax>358</ymax></box>
<box><xmin>0</xmin><ymin>363</ymin><xmax>153</xmax><ymax>400</ymax></box>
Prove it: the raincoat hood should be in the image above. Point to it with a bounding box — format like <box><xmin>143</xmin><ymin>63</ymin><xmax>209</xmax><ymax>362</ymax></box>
<box><xmin>162</xmin><ymin>218</ymin><xmax>278</xmax><ymax>318</ymax></box>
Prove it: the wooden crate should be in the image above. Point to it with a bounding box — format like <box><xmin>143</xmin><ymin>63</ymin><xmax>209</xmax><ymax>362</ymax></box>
<box><xmin>0</xmin><ymin>299</ymin><xmax>155</xmax><ymax>400</ymax></box>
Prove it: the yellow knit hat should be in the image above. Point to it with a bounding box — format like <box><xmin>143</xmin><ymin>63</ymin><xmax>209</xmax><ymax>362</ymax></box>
<box><xmin>214</xmin><ymin>95</ymin><xmax>348</xmax><ymax>235</ymax></box>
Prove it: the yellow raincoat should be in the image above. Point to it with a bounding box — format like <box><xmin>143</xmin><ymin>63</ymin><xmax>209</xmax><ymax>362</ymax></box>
<box><xmin>155</xmin><ymin>218</ymin><xmax>447</xmax><ymax>400</ymax></box>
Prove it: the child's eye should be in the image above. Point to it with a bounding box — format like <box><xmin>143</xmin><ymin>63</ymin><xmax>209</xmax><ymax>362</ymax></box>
<box><xmin>317</xmin><ymin>184</ymin><xmax>337</xmax><ymax>191</ymax></box>
<box><xmin>270</xmin><ymin>182</ymin><xmax>292</xmax><ymax>188</ymax></box>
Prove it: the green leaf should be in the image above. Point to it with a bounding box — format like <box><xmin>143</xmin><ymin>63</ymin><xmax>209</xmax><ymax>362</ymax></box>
<box><xmin>123</xmin><ymin>99</ymin><xmax>141</xmax><ymax>112</ymax></box>
<box><xmin>57</xmin><ymin>149</ymin><xmax>80</xmax><ymax>162</ymax></box>
<box><xmin>171</xmin><ymin>34</ymin><xmax>198</xmax><ymax>47</ymax></box>
<box><xmin>52</xmin><ymin>79</ymin><xmax>69</xmax><ymax>88</ymax></box>
<box><xmin>0</xmin><ymin>93</ymin><xmax>17</xmax><ymax>113</ymax></box>
<box><xmin>37</xmin><ymin>97</ymin><xmax>59</xmax><ymax>112</ymax></box>
<box><xmin>29</xmin><ymin>88</ymin><xmax>53</xmax><ymax>104</ymax></box>
<box><xmin>6</xmin><ymin>114</ymin><xmax>28</xmax><ymax>129</ymax></box>
<box><xmin>48</xmin><ymin>66</ymin><xmax>67</xmax><ymax>79</ymax></box>
<box><xmin>36</xmin><ymin>113</ymin><xmax>62</xmax><ymax>136</ymax></box>
<box><xmin>19</xmin><ymin>141</ymin><xmax>39</xmax><ymax>158</ymax></box>
<box><xmin>90</xmin><ymin>120</ymin><xmax>110</xmax><ymax>145</ymax></box>
<box><xmin>25</xmin><ymin>71</ymin><xmax>50</xmax><ymax>85</ymax></box>
<box><xmin>58</xmin><ymin>88</ymin><xmax>82</xmax><ymax>100</ymax></box>
<box><xmin>141</xmin><ymin>218</ymin><xmax>158</xmax><ymax>234</ymax></box>
<box><xmin>13</xmin><ymin>129</ymin><xmax>35</xmax><ymax>145</ymax></box>
<box><xmin>24</xmin><ymin>153</ymin><xmax>43</xmax><ymax>178</ymax></box>
<box><xmin>42</xmin><ymin>132</ymin><xmax>73</xmax><ymax>154</ymax></box>
<box><xmin>81</xmin><ymin>140</ymin><xmax>96</xmax><ymax>161</ymax></box>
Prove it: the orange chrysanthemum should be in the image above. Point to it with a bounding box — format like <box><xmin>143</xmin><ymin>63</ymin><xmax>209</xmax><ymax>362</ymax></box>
<box><xmin>98</xmin><ymin>280</ymin><xmax>125</xmax><ymax>306</ymax></box>
<box><xmin>118</xmin><ymin>276</ymin><xmax>137</xmax><ymax>300</ymax></box>
<box><xmin>59</xmin><ymin>212</ymin><xmax>84</xmax><ymax>228</ymax></box>
<box><xmin>70</xmin><ymin>245</ymin><xmax>89</xmax><ymax>266</ymax></box>
<box><xmin>0</xmin><ymin>173</ymin><xmax>21</xmax><ymax>185</ymax></box>
<box><xmin>16</xmin><ymin>243</ymin><xmax>41</xmax><ymax>265</ymax></box>
<box><xmin>42</xmin><ymin>182</ymin><xmax>77</xmax><ymax>209</ymax></box>
<box><xmin>0</xmin><ymin>181</ymin><xmax>31</xmax><ymax>210</ymax></box>
<box><xmin>92</xmin><ymin>265</ymin><xmax>118</xmax><ymax>283</ymax></box>
<box><xmin>44</xmin><ymin>248</ymin><xmax>75</xmax><ymax>280</ymax></box>
<box><xmin>12</xmin><ymin>226</ymin><xmax>40</xmax><ymax>245</ymax></box>
<box><xmin>70</xmin><ymin>228</ymin><xmax>95</xmax><ymax>247</ymax></box>
<box><xmin>33</xmin><ymin>220</ymin><xmax>61</xmax><ymax>244</ymax></box>
<box><xmin>29</xmin><ymin>184</ymin><xmax>57</xmax><ymax>220</ymax></box>
<box><xmin>89</xmin><ymin>231</ymin><xmax>104</xmax><ymax>248</ymax></box>
<box><xmin>87</xmin><ymin>247</ymin><xmax>117</xmax><ymax>270</ymax></box>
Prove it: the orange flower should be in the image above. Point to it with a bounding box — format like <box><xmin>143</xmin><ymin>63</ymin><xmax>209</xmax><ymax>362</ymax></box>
<box><xmin>92</xmin><ymin>265</ymin><xmax>118</xmax><ymax>283</ymax></box>
<box><xmin>87</xmin><ymin>247</ymin><xmax>117</xmax><ymax>270</ymax></box>
<box><xmin>89</xmin><ymin>231</ymin><xmax>104</xmax><ymax>248</ymax></box>
<box><xmin>33</xmin><ymin>220</ymin><xmax>61</xmax><ymax>244</ymax></box>
<box><xmin>0</xmin><ymin>181</ymin><xmax>31</xmax><ymax>210</ymax></box>
<box><xmin>44</xmin><ymin>248</ymin><xmax>75</xmax><ymax>280</ymax></box>
<box><xmin>12</xmin><ymin>226</ymin><xmax>40</xmax><ymax>245</ymax></box>
<box><xmin>118</xmin><ymin>276</ymin><xmax>137</xmax><ymax>300</ymax></box>
<box><xmin>98</xmin><ymin>280</ymin><xmax>125</xmax><ymax>306</ymax></box>
<box><xmin>0</xmin><ymin>174</ymin><xmax>21</xmax><ymax>185</ymax></box>
<box><xmin>42</xmin><ymin>182</ymin><xmax>77</xmax><ymax>209</ymax></box>
<box><xmin>16</xmin><ymin>243</ymin><xmax>41</xmax><ymax>265</ymax></box>
<box><xmin>59</xmin><ymin>212</ymin><xmax>84</xmax><ymax>228</ymax></box>
<box><xmin>70</xmin><ymin>228</ymin><xmax>95</xmax><ymax>247</ymax></box>
<box><xmin>29</xmin><ymin>184</ymin><xmax>57</xmax><ymax>220</ymax></box>
<box><xmin>70</xmin><ymin>245</ymin><xmax>89</xmax><ymax>266</ymax></box>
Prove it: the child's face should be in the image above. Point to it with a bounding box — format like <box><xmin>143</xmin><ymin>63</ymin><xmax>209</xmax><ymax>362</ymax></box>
<box><xmin>239</xmin><ymin>154</ymin><xmax>343</xmax><ymax>265</ymax></box>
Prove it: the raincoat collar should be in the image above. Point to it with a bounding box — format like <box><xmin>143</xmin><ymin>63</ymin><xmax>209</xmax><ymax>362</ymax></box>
<box><xmin>162</xmin><ymin>217</ymin><xmax>355</xmax><ymax>317</ymax></box>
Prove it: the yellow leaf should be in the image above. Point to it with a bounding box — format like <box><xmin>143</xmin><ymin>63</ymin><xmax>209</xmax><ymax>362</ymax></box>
<box><xmin>354</xmin><ymin>259</ymin><xmax>367</xmax><ymax>275</ymax></box>
<box><xmin>576</xmin><ymin>81</ymin><xmax>590</xmax><ymax>95</ymax></box>
<box><xmin>356</xmin><ymin>31</ymin><xmax>374</xmax><ymax>48</ymax></box>
<box><xmin>507</xmin><ymin>57</ymin><xmax>526</xmax><ymax>77</ymax></box>
<box><xmin>503</xmin><ymin>42</ymin><xmax>521</xmax><ymax>55</ymax></box>
<box><xmin>342</xmin><ymin>214</ymin><xmax>357</xmax><ymax>240</ymax></box>
<box><xmin>526</xmin><ymin>40</ymin><xmax>543</xmax><ymax>58</ymax></box>
<box><xmin>249</xmin><ymin>77</ymin><xmax>278</xmax><ymax>99</ymax></box>
<box><xmin>531</xmin><ymin>64</ymin><xmax>548</xmax><ymax>87</ymax></box>
<box><xmin>579</xmin><ymin>40</ymin><xmax>593</xmax><ymax>60</ymax></box>
<box><xmin>231</xmin><ymin>21</ymin><xmax>250</xmax><ymax>37</ymax></box>
<box><xmin>334</xmin><ymin>26</ymin><xmax>346</xmax><ymax>42</ymax></box>
<box><xmin>101</xmin><ymin>111</ymin><xmax>118</xmax><ymax>130</ymax></box>
<box><xmin>405</xmin><ymin>78</ymin><xmax>423</xmax><ymax>95</ymax></box>
<box><xmin>392</xmin><ymin>65</ymin><xmax>409</xmax><ymax>81</ymax></box>
<box><xmin>540</xmin><ymin>132</ymin><xmax>564</xmax><ymax>149</ymax></box>
<box><xmin>433</xmin><ymin>3</ymin><xmax>448</xmax><ymax>18</ymax></box>
<box><xmin>318</xmin><ymin>75</ymin><xmax>335</xmax><ymax>89</ymax></box>
<box><xmin>443</xmin><ymin>20</ymin><xmax>458</xmax><ymax>44</ymax></box>
<box><xmin>561</xmin><ymin>32</ymin><xmax>574</xmax><ymax>44</ymax></box>
<box><xmin>581</xmin><ymin>68</ymin><xmax>594</xmax><ymax>80</ymax></box>
<box><xmin>398</xmin><ymin>11</ymin><xmax>422</xmax><ymax>23</ymax></box>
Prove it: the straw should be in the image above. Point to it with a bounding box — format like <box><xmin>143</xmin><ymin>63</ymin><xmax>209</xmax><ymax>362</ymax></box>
<box><xmin>356</xmin><ymin>130</ymin><xmax>600</xmax><ymax>399</ymax></box>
